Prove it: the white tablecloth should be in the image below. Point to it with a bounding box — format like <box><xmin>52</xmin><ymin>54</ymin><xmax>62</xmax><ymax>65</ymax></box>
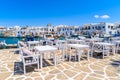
<box><xmin>67</xmin><ymin>44</ymin><xmax>90</xmax><ymax>61</ymax></box>
<box><xmin>35</xmin><ymin>45</ymin><xmax>57</xmax><ymax>68</ymax></box>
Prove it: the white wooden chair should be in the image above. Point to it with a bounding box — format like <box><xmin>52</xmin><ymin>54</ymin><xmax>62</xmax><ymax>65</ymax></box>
<box><xmin>21</xmin><ymin>47</ymin><xmax>39</xmax><ymax>74</ymax></box>
<box><xmin>79</xmin><ymin>48</ymin><xmax>90</xmax><ymax>61</ymax></box>
<box><xmin>46</xmin><ymin>40</ymin><xmax>54</xmax><ymax>46</ymax></box>
<box><xmin>53</xmin><ymin>40</ymin><xmax>67</xmax><ymax>62</ymax></box>
<box><xmin>67</xmin><ymin>46</ymin><xmax>90</xmax><ymax>62</ymax></box>
<box><xmin>67</xmin><ymin>46</ymin><xmax>77</xmax><ymax>61</ymax></box>
<box><xmin>115</xmin><ymin>42</ymin><xmax>120</xmax><ymax>53</ymax></box>
<box><xmin>84</xmin><ymin>40</ymin><xmax>94</xmax><ymax>57</ymax></box>
<box><xmin>92</xmin><ymin>43</ymin><xmax>111</xmax><ymax>58</ymax></box>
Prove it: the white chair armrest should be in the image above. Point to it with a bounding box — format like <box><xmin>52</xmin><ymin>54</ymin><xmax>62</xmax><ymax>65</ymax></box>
<box><xmin>22</xmin><ymin>55</ymin><xmax>36</xmax><ymax>58</ymax></box>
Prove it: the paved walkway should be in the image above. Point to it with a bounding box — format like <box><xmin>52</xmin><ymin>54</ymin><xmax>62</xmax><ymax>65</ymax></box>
<box><xmin>0</xmin><ymin>49</ymin><xmax>120</xmax><ymax>80</ymax></box>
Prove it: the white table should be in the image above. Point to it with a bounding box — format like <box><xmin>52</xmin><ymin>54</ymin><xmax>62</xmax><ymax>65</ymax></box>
<box><xmin>27</xmin><ymin>41</ymin><xmax>39</xmax><ymax>49</ymax></box>
<box><xmin>67</xmin><ymin>39</ymin><xmax>84</xmax><ymax>44</ymax></box>
<box><xmin>35</xmin><ymin>45</ymin><xmax>57</xmax><ymax>68</ymax></box>
<box><xmin>67</xmin><ymin>44</ymin><xmax>90</xmax><ymax>61</ymax></box>
<box><xmin>86</xmin><ymin>38</ymin><xmax>103</xmax><ymax>42</ymax></box>
<box><xmin>68</xmin><ymin>44</ymin><xmax>89</xmax><ymax>48</ymax></box>
<box><xmin>94</xmin><ymin>42</ymin><xmax>115</xmax><ymax>46</ymax></box>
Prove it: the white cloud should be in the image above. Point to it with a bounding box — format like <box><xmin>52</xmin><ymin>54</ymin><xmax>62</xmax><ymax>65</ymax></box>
<box><xmin>94</xmin><ymin>15</ymin><xmax>99</xmax><ymax>18</ymax></box>
<box><xmin>94</xmin><ymin>14</ymin><xmax>110</xmax><ymax>19</ymax></box>
<box><xmin>100</xmin><ymin>15</ymin><xmax>110</xmax><ymax>19</ymax></box>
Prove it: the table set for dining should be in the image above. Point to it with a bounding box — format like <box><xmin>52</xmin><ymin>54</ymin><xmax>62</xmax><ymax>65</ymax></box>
<box><xmin>67</xmin><ymin>44</ymin><xmax>90</xmax><ymax>61</ymax></box>
<box><xmin>18</xmin><ymin>38</ymin><xmax>120</xmax><ymax>73</ymax></box>
<box><xmin>35</xmin><ymin>45</ymin><xmax>57</xmax><ymax>68</ymax></box>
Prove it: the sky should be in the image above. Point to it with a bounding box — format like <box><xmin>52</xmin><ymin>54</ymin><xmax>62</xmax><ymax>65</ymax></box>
<box><xmin>0</xmin><ymin>0</ymin><xmax>120</xmax><ymax>27</ymax></box>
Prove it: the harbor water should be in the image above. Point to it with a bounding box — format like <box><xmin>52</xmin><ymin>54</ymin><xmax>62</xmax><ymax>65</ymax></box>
<box><xmin>0</xmin><ymin>37</ymin><xmax>42</xmax><ymax>44</ymax></box>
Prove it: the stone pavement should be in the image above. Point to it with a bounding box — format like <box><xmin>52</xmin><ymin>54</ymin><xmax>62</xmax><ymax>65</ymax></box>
<box><xmin>0</xmin><ymin>49</ymin><xmax>120</xmax><ymax>80</ymax></box>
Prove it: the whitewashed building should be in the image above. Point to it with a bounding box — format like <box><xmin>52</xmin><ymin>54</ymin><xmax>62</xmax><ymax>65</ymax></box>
<box><xmin>114</xmin><ymin>22</ymin><xmax>120</xmax><ymax>34</ymax></box>
<box><xmin>46</xmin><ymin>24</ymin><xmax>54</xmax><ymax>34</ymax></box>
<box><xmin>81</xmin><ymin>22</ymin><xmax>117</xmax><ymax>35</ymax></box>
<box><xmin>16</xmin><ymin>26</ymin><xmax>45</xmax><ymax>37</ymax></box>
<box><xmin>55</xmin><ymin>25</ymin><xmax>80</xmax><ymax>36</ymax></box>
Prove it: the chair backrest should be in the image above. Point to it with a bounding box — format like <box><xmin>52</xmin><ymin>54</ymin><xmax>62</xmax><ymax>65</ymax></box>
<box><xmin>18</xmin><ymin>41</ymin><xmax>28</xmax><ymax>55</ymax></box>
<box><xmin>67</xmin><ymin>39</ymin><xmax>75</xmax><ymax>44</ymax></box>
<box><xmin>46</xmin><ymin>40</ymin><xmax>54</xmax><ymax>46</ymax></box>
<box><xmin>21</xmin><ymin>47</ymin><xmax>33</xmax><ymax>56</ymax></box>
<box><xmin>18</xmin><ymin>41</ymin><xmax>26</xmax><ymax>47</ymax></box>
<box><xmin>18</xmin><ymin>41</ymin><xmax>23</xmax><ymax>54</ymax></box>
<box><xmin>93</xmin><ymin>43</ymin><xmax>110</xmax><ymax>52</ymax></box>
<box><xmin>93</xmin><ymin>44</ymin><xmax>103</xmax><ymax>51</ymax></box>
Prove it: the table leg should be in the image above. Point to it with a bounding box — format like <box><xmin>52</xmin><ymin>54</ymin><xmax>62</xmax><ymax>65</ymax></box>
<box><xmin>87</xmin><ymin>50</ymin><xmax>90</xmax><ymax>60</ymax></box>
<box><xmin>62</xmin><ymin>48</ymin><xmax>65</xmax><ymax>61</ymax></box>
<box><xmin>40</xmin><ymin>52</ymin><xmax>43</xmax><ymax>68</ymax></box>
<box><xmin>35</xmin><ymin>48</ymin><xmax>39</xmax><ymax>69</ymax></box>
<box><xmin>91</xmin><ymin>43</ymin><xmax>94</xmax><ymax>57</ymax></box>
<box><xmin>54</xmin><ymin>51</ymin><xmax>56</xmax><ymax>66</ymax></box>
<box><xmin>115</xmin><ymin>43</ymin><xmax>118</xmax><ymax>54</ymax></box>
<box><xmin>103</xmin><ymin>46</ymin><xmax>104</xmax><ymax>59</ymax></box>
<box><xmin>38</xmin><ymin>55</ymin><xmax>40</xmax><ymax>69</ymax></box>
<box><xmin>29</xmin><ymin>44</ymin><xmax>30</xmax><ymax>50</ymax></box>
<box><xmin>78</xmin><ymin>50</ymin><xmax>80</xmax><ymax>62</ymax></box>
<box><xmin>113</xmin><ymin>46</ymin><xmax>115</xmax><ymax>55</ymax></box>
<box><xmin>75</xmin><ymin>49</ymin><xmax>77</xmax><ymax>61</ymax></box>
<box><xmin>69</xmin><ymin>48</ymin><xmax>72</xmax><ymax>61</ymax></box>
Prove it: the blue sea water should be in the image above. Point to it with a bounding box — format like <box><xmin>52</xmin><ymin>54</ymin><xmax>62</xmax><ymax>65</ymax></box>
<box><xmin>0</xmin><ymin>37</ymin><xmax>22</xmax><ymax>44</ymax></box>
<box><xmin>59</xmin><ymin>36</ymin><xmax>66</xmax><ymax>40</ymax></box>
<box><xmin>0</xmin><ymin>37</ymin><xmax>41</xmax><ymax>44</ymax></box>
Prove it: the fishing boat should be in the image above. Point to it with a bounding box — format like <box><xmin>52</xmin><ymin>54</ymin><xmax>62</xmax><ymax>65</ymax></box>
<box><xmin>43</xmin><ymin>34</ymin><xmax>54</xmax><ymax>40</ymax></box>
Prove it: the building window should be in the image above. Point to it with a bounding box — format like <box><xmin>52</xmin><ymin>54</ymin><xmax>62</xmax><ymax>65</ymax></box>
<box><xmin>98</xmin><ymin>26</ymin><xmax>101</xmax><ymax>30</ymax></box>
<box><xmin>111</xmin><ymin>26</ymin><xmax>113</xmax><ymax>29</ymax></box>
<box><xmin>103</xmin><ymin>26</ymin><xmax>105</xmax><ymax>28</ymax></box>
<box><xmin>95</xmin><ymin>26</ymin><xmax>97</xmax><ymax>29</ymax></box>
<box><xmin>92</xmin><ymin>27</ymin><xmax>94</xmax><ymax>29</ymax></box>
<box><xmin>117</xmin><ymin>31</ymin><xmax>120</xmax><ymax>34</ymax></box>
<box><xmin>59</xmin><ymin>29</ymin><xmax>61</xmax><ymax>31</ymax></box>
<box><xmin>109</xmin><ymin>31</ymin><xmax>112</xmax><ymax>34</ymax></box>
<box><xmin>52</xmin><ymin>29</ymin><xmax>54</xmax><ymax>32</ymax></box>
<box><xmin>88</xmin><ymin>26</ymin><xmax>90</xmax><ymax>30</ymax></box>
<box><xmin>108</xmin><ymin>26</ymin><xmax>110</xmax><ymax>28</ymax></box>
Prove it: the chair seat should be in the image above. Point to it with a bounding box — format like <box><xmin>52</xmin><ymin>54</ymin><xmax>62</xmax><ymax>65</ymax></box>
<box><xmin>25</xmin><ymin>61</ymin><xmax>38</xmax><ymax>66</ymax></box>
